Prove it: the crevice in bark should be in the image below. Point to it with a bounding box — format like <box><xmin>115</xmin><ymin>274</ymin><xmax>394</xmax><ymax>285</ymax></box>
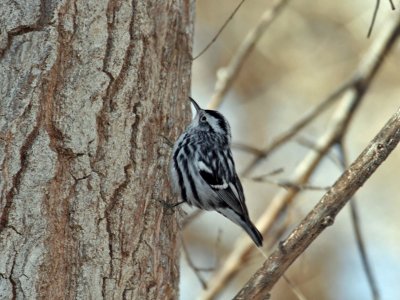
<box><xmin>0</xmin><ymin>108</ymin><xmax>41</xmax><ymax>233</ymax></box>
<box><xmin>0</xmin><ymin>25</ymin><xmax>45</xmax><ymax>59</ymax></box>
<box><xmin>8</xmin><ymin>26</ymin><xmax>44</xmax><ymax>37</ymax></box>
<box><xmin>0</xmin><ymin>0</ymin><xmax>54</xmax><ymax>59</ymax></box>
<box><xmin>10</xmin><ymin>255</ymin><xmax>18</xmax><ymax>300</ymax></box>
<box><xmin>1</xmin><ymin>1</ymin><xmax>193</xmax><ymax>298</ymax></box>
<box><xmin>107</xmin><ymin>0</ymin><xmax>138</xmax><ymax>106</ymax></box>
<box><xmin>36</xmin><ymin>2</ymin><xmax>79</xmax><ymax>297</ymax></box>
<box><xmin>38</xmin><ymin>0</ymin><xmax>57</xmax><ymax>26</ymax></box>
<box><xmin>6</xmin><ymin>225</ymin><xmax>22</xmax><ymax>236</ymax></box>
<box><xmin>103</xmin><ymin>0</ymin><xmax>117</xmax><ymax>82</ymax></box>
<box><xmin>130</xmin><ymin>101</ymin><xmax>141</xmax><ymax>167</ymax></box>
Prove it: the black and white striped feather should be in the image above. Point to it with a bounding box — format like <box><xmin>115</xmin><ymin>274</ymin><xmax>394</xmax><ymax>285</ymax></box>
<box><xmin>170</xmin><ymin>98</ymin><xmax>263</xmax><ymax>247</ymax></box>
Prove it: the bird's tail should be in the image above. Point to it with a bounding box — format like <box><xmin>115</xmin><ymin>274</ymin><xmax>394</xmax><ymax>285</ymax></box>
<box><xmin>217</xmin><ymin>207</ymin><xmax>264</xmax><ymax>247</ymax></box>
<box><xmin>241</xmin><ymin>219</ymin><xmax>263</xmax><ymax>247</ymax></box>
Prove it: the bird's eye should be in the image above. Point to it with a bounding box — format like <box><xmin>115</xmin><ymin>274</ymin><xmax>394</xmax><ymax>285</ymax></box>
<box><xmin>200</xmin><ymin>115</ymin><xmax>207</xmax><ymax>122</ymax></box>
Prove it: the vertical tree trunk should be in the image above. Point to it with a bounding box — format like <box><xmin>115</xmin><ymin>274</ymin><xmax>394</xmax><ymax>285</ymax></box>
<box><xmin>0</xmin><ymin>0</ymin><xmax>194</xmax><ymax>298</ymax></box>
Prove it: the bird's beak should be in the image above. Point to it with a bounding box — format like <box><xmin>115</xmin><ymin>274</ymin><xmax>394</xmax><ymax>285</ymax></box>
<box><xmin>189</xmin><ymin>97</ymin><xmax>201</xmax><ymax>112</ymax></box>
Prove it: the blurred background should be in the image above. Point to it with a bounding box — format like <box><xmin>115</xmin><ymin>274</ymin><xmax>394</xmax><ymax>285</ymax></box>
<box><xmin>181</xmin><ymin>0</ymin><xmax>400</xmax><ymax>299</ymax></box>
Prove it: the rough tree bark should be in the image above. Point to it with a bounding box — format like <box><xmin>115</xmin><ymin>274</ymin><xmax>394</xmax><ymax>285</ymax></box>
<box><xmin>0</xmin><ymin>0</ymin><xmax>194</xmax><ymax>299</ymax></box>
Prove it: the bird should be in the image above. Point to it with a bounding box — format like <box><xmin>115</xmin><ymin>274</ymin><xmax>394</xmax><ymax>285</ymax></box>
<box><xmin>170</xmin><ymin>97</ymin><xmax>263</xmax><ymax>247</ymax></box>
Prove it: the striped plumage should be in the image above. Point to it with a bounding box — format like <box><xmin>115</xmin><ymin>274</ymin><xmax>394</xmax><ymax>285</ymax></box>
<box><xmin>170</xmin><ymin>97</ymin><xmax>263</xmax><ymax>247</ymax></box>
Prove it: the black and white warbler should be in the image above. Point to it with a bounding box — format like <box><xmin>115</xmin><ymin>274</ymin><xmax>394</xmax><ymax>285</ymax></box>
<box><xmin>170</xmin><ymin>97</ymin><xmax>263</xmax><ymax>247</ymax></box>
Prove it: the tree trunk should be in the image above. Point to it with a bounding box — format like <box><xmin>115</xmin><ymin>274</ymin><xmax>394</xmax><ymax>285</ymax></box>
<box><xmin>0</xmin><ymin>0</ymin><xmax>194</xmax><ymax>299</ymax></box>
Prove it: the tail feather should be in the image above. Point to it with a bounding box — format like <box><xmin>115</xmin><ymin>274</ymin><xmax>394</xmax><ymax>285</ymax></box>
<box><xmin>217</xmin><ymin>207</ymin><xmax>263</xmax><ymax>247</ymax></box>
<box><xmin>241</xmin><ymin>220</ymin><xmax>263</xmax><ymax>247</ymax></box>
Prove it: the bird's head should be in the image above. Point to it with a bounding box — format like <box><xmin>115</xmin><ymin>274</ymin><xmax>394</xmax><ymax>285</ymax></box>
<box><xmin>188</xmin><ymin>97</ymin><xmax>231</xmax><ymax>143</ymax></box>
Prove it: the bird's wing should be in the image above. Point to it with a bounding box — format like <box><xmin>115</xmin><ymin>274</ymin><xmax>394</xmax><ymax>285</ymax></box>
<box><xmin>196</xmin><ymin>149</ymin><xmax>249</xmax><ymax>217</ymax></box>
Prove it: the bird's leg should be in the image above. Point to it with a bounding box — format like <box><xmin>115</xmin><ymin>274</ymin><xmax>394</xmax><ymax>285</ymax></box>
<box><xmin>158</xmin><ymin>198</ymin><xmax>186</xmax><ymax>215</ymax></box>
<box><xmin>160</xmin><ymin>135</ymin><xmax>174</xmax><ymax>148</ymax></box>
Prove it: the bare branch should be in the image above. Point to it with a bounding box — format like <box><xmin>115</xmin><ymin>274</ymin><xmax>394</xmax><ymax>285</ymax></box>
<box><xmin>246</xmin><ymin>168</ymin><xmax>285</xmax><ymax>180</ymax></box>
<box><xmin>369</xmin><ymin>0</ymin><xmax>397</xmax><ymax>38</ymax></box>
<box><xmin>234</xmin><ymin>107</ymin><xmax>400</xmax><ymax>299</ymax></box>
<box><xmin>296</xmin><ymin>136</ymin><xmax>343</xmax><ymax>167</ymax></box>
<box><xmin>337</xmin><ymin>143</ymin><xmax>380</xmax><ymax>300</ymax></box>
<box><xmin>208</xmin><ymin>0</ymin><xmax>291</xmax><ymax>110</ymax></box>
<box><xmin>283</xmin><ymin>275</ymin><xmax>308</xmax><ymax>300</ymax></box>
<box><xmin>193</xmin><ymin>0</ymin><xmax>247</xmax><ymax>60</ymax></box>
<box><xmin>368</xmin><ymin>0</ymin><xmax>381</xmax><ymax>38</ymax></box>
<box><xmin>241</xmin><ymin>79</ymin><xmax>352</xmax><ymax>176</ymax></box>
<box><xmin>388</xmin><ymin>0</ymin><xmax>396</xmax><ymax>10</ymax></box>
<box><xmin>181</xmin><ymin>236</ymin><xmax>209</xmax><ymax>289</ymax></box>
<box><xmin>367</xmin><ymin>0</ymin><xmax>397</xmax><ymax>37</ymax></box>
<box><xmin>201</xmin><ymin>89</ymin><xmax>362</xmax><ymax>300</ymax></box>
<box><xmin>232</xmin><ymin>142</ymin><xmax>265</xmax><ymax>156</ymax></box>
<box><xmin>200</xmin><ymin>14</ymin><xmax>400</xmax><ymax>300</ymax></box>
<box><xmin>250</xmin><ymin>176</ymin><xmax>329</xmax><ymax>191</ymax></box>
<box><xmin>182</xmin><ymin>210</ymin><xmax>202</xmax><ymax>228</ymax></box>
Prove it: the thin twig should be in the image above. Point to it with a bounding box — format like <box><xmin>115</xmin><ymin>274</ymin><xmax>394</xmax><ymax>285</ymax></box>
<box><xmin>283</xmin><ymin>275</ymin><xmax>308</xmax><ymax>300</ymax></box>
<box><xmin>267</xmin><ymin>214</ymin><xmax>292</xmax><ymax>249</ymax></box>
<box><xmin>255</xmin><ymin>244</ymin><xmax>309</xmax><ymax>300</ymax></box>
<box><xmin>186</xmin><ymin>0</ymin><xmax>291</xmax><ymax>231</ymax></box>
<box><xmin>367</xmin><ymin>0</ymin><xmax>396</xmax><ymax>38</ymax></box>
<box><xmin>182</xmin><ymin>209</ymin><xmax>202</xmax><ymax>228</ymax></box>
<box><xmin>212</xmin><ymin>229</ymin><xmax>223</xmax><ymax>272</ymax></box>
<box><xmin>253</xmin><ymin>168</ymin><xmax>285</xmax><ymax>177</ymax></box>
<box><xmin>232</xmin><ymin>142</ymin><xmax>265</xmax><ymax>156</ymax></box>
<box><xmin>246</xmin><ymin>168</ymin><xmax>285</xmax><ymax>181</ymax></box>
<box><xmin>201</xmin><ymin>90</ymin><xmax>362</xmax><ymax>300</ymax></box>
<box><xmin>296</xmin><ymin>136</ymin><xmax>343</xmax><ymax>168</ymax></box>
<box><xmin>368</xmin><ymin>0</ymin><xmax>381</xmax><ymax>38</ymax></box>
<box><xmin>337</xmin><ymin>143</ymin><xmax>380</xmax><ymax>300</ymax></box>
<box><xmin>388</xmin><ymin>0</ymin><xmax>396</xmax><ymax>10</ymax></box>
<box><xmin>181</xmin><ymin>236</ymin><xmax>209</xmax><ymax>289</ymax></box>
<box><xmin>193</xmin><ymin>0</ymin><xmax>247</xmax><ymax>60</ymax></box>
<box><xmin>349</xmin><ymin>199</ymin><xmax>380</xmax><ymax>300</ymax></box>
<box><xmin>208</xmin><ymin>0</ymin><xmax>291</xmax><ymax>110</ymax></box>
<box><xmin>234</xmin><ymin>108</ymin><xmax>400</xmax><ymax>299</ymax></box>
<box><xmin>241</xmin><ymin>79</ymin><xmax>353</xmax><ymax>176</ymax></box>
<box><xmin>251</xmin><ymin>176</ymin><xmax>330</xmax><ymax>191</ymax></box>
<box><xmin>200</xmin><ymin>15</ymin><xmax>400</xmax><ymax>300</ymax></box>
<box><xmin>250</xmin><ymin>173</ymin><xmax>329</xmax><ymax>191</ymax></box>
